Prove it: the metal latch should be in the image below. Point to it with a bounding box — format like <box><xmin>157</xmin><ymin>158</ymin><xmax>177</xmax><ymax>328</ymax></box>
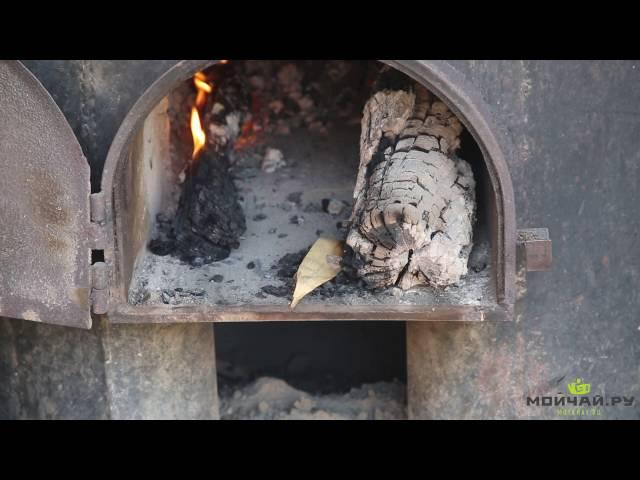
<box><xmin>517</xmin><ymin>228</ymin><xmax>552</xmax><ymax>271</ymax></box>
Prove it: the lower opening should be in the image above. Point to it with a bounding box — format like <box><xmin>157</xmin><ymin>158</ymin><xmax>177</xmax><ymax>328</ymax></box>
<box><xmin>215</xmin><ymin>321</ymin><xmax>407</xmax><ymax>420</ymax></box>
<box><xmin>116</xmin><ymin>60</ymin><xmax>496</xmax><ymax>311</ymax></box>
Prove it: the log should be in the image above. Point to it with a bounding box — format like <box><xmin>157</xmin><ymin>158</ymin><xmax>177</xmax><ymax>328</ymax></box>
<box><xmin>171</xmin><ymin>150</ymin><xmax>246</xmax><ymax>263</ymax></box>
<box><xmin>346</xmin><ymin>83</ymin><xmax>476</xmax><ymax>289</ymax></box>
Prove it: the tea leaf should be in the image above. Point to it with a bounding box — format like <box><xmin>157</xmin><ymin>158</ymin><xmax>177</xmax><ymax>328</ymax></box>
<box><xmin>290</xmin><ymin>238</ymin><xmax>344</xmax><ymax>309</ymax></box>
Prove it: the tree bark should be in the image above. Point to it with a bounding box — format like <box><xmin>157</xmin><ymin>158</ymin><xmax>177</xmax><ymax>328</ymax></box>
<box><xmin>346</xmin><ymin>84</ymin><xmax>476</xmax><ymax>289</ymax></box>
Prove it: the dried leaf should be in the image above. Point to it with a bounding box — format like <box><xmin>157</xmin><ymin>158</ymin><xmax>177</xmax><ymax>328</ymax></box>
<box><xmin>290</xmin><ymin>237</ymin><xmax>345</xmax><ymax>309</ymax></box>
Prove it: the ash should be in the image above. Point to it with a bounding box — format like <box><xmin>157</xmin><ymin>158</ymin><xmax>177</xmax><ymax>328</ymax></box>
<box><xmin>128</xmin><ymin>60</ymin><xmax>494</xmax><ymax>308</ymax></box>
<box><xmin>259</xmin><ymin>246</ymin><xmax>366</xmax><ymax>300</ymax></box>
<box><xmin>129</xmin><ymin>128</ymin><xmax>494</xmax><ymax>308</ymax></box>
<box><xmin>219</xmin><ymin>377</ymin><xmax>406</xmax><ymax>420</ymax></box>
<box><xmin>129</xmin><ymin>127</ymin><xmax>361</xmax><ymax>306</ymax></box>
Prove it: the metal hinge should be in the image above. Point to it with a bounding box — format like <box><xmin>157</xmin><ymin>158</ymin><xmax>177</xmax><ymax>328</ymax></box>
<box><xmin>89</xmin><ymin>191</ymin><xmax>110</xmax><ymax>314</ymax></box>
<box><xmin>89</xmin><ymin>191</ymin><xmax>107</xmax><ymax>249</ymax></box>
<box><xmin>516</xmin><ymin>228</ymin><xmax>552</xmax><ymax>271</ymax></box>
<box><xmin>91</xmin><ymin>262</ymin><xmax>110</xmax><ymax>314</ymax></box>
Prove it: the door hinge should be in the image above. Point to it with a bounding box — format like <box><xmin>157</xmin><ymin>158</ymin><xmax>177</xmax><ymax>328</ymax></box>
<box><xmin>89</xmin><ymin>191</ymin><xmax>109</xmax><ymax>314</ymax></box>
<box><xmin>89</xmin><ymin>191</ymin><xmax>107</xmax><ymax>250</ymax></box>
<box><xmin>91</xmin><ymin>261</ymin><xmax>110</xmax><ymax>315</ymax></box>
<box><xmin>517</xmin><ymin>228</ymin><xmax>552</xmax><ymax>272</ymax></box>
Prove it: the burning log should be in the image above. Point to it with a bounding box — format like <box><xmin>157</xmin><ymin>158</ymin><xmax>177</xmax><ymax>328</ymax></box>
<box><xmin>172</xmin><ymin>69</ymin><xmax>249</xmax><ymax>263</ymax></box>
<box><xmin>346</xmin><ymin>78</ymin><xmax>476</xmax><ymax>290</ymax></box>
<box><xmin>149</xmin><ymin>68</ymin><xmax>248</xmax><ymax>265</ymax></box>
<box><xmin>171</xmin><ymin>150</ymin><xmax>246</xmax><ymax>263</ymax></box>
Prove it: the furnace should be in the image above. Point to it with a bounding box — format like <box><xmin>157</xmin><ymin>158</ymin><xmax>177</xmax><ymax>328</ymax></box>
<box><xmin>0</xmin><ymin>59</ymin><xmax>551</xmax><ymax>328</ymax></box>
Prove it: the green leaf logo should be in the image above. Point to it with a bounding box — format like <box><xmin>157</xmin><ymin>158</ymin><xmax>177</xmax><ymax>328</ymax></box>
<box><xmin>567</xmin><ymin>378</ymin><xmax>591</xmax><ymax>395</ymax></box>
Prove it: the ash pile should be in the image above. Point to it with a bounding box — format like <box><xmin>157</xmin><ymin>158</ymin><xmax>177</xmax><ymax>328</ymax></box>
<box><xmin>219</xmin><ymin>377</ymin><xmax>406</xmax><ymax>420</ymax></box>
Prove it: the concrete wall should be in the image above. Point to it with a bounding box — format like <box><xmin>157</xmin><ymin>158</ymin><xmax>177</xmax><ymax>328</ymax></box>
<box><xmin>0</xmin><ymin>318</ymin><xmax>219</xmax><ymax>419</ymax></box>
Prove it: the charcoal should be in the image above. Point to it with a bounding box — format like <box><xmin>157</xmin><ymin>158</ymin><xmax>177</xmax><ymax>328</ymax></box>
<box><xmin>171</xmin><ymin>150</ymin><xmax>246</xmax><ymax>264</ymax></box>
<box><xmin>148</xmin><ymin>238</ymin><xmax>175</xmax><ymax>256</ymax></box>
<box><xmin>261</xmin><ymin>285</ymin><xmax>290</xmax><ymax>298</ymax></box>
<box><xmin>286</xmin><ymin>191</ymin><xmax>303</xmax><ymax>205</ymax></box>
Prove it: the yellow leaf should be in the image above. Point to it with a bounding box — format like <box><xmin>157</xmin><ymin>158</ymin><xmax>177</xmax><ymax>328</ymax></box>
<box><xmin>289</xmin><ymin>237</ymin><xmax>345</xmax><ymax>310</ymax></box>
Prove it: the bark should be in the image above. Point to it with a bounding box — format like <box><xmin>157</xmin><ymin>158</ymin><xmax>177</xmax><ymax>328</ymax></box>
<box><xmin>346</xmin><ymin>84</ymin><xmax>476</xmax><ymax>289</ymax></box>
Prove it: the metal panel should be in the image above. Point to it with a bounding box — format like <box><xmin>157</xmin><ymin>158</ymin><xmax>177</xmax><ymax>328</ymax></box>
<box><xmin>0</xmin><ymin>61</ymin><xmax>91</xmax><ymax>328</ymax></box>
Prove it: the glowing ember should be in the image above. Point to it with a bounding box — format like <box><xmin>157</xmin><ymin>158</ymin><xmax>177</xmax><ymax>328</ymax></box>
<box><xmin>234</xmin><ymin>118</ymin><xmax>259</xmax><ymax>151</ymax></box>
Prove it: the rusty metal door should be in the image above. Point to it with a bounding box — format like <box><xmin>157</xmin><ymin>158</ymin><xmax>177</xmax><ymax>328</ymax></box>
<box><xmin>0</xmin><ymin>61</ymin><xmax>92</xmax><ymax>328</ymax></box>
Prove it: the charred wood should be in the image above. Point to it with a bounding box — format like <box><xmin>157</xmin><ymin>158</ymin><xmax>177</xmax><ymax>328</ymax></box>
<box><xmin>346</xmin><ymin>81</ymin><xmax>476</xmax><ymax>289</ymax></box>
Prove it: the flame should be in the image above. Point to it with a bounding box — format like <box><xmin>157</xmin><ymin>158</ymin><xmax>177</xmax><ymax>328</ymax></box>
<box><xmin>194</xmin><ymin>72</ymin><xmax>212</xmax><ymax>92</ymax></box>
<box><xmin>194</xmin><ymin>72</ymin><xmax>213</xmax><ymax>109</ymax></box>
<box><xmin>190</xmin><ymin>107</ymin><xmax>206</xmax><ymax>159</ymax></box>
<box><xmin>190</xmin><ymin>72</ymin><xmax>213</xmax><ymax>159</ymax></box>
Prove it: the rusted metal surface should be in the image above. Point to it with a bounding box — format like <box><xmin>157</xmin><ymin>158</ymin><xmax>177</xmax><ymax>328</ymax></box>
<box><xmin>0</xmin><ymin>61</ymin><xmax>92</xmax><ymax>328</ymax></box>
<box><xmin>108</xmin><ymin>303</ymin><xmax>510</xmax><ymax>324</ymax></box>
<box><xmin>102</xmin><ymin>60</ymin><xmax>521</xmax><ymax>324</ymax></box>
<box><xmin>90</xmin><ymin>262</ymin><xmax>110</xmax><ymax>314</ymax></box>
<box><xmin>90</xmin><ymin>192</ymin><xmax>106</xmax><ymax>224</ymax></box>
<box><xmin>405</xmin><ymin>60</ymin><xmax>640</xmax><ymax>420</ymax></box>
<box><xmin>88</xmin><ymin>192</ymin><xmax>108</xmax><ymax>250</ymax></box>
<box><xmin>517</xmin><ymin>228</ymin><xmax>552</xmax><ymax>271</ymax></box>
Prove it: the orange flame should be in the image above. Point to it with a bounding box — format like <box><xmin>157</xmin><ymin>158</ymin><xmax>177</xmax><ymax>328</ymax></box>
<box><xmin>190</xmin><ymin>106</ymin><xmax>206</xmax><ymax>159</ymax></box>
<box><xmin>190</xmin><ymin>72</ymin><xmax>213</xmax><ymax>159</ymax></box>
<box><xmin>194</xmin><ymin>72</ymin><xmax>212</xmax><ymax>109</ymax></box>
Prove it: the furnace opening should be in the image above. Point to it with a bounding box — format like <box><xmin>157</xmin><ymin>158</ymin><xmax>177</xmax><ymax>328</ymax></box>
<box><xmin>120</xmin><ymin>61</ymin><xmax>495</xmax><ymax>310</ymax></box>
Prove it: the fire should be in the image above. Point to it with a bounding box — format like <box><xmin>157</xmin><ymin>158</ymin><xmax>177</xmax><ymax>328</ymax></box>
<box><xmin>190</xmin><ymin>107</ymin><xmax>206</xmax><ymax>159</ymax></box>
<box><xmin>194</xmin><ymin>72</ymin><xmax>212</xmax><ymax>109</ymax></box>
<box><xmin>190</xmin><ymin>71</ymin><xmax>213</xmax><ymax>159</ymax></box>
